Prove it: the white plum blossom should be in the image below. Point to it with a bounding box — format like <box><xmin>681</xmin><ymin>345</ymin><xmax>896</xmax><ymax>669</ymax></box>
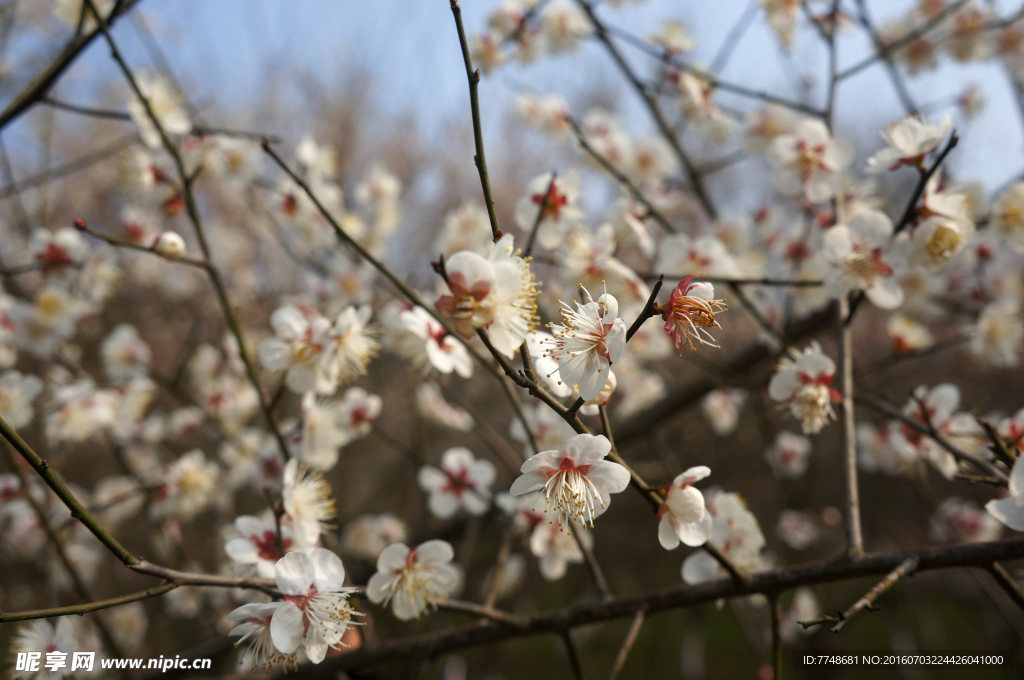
<box><xmin>658</xmin><ymin>466</ymin><xmax>713</xmax><ymax>550</ymax></box>
<box><xmin>436</xmin><ymin>234</ymin><xmax>538</xmax><ymax>358</ymax></box>
<box><xmin>415</xmin><ymin>381</ymin><xmax>475</xmax><ymax>431</ymax></box>
<box><xmin>776</xmin><ymin>510</ymin><xmax>821</xmax><ymax>550</ymax></box>
<box><xmin>544</xmin><ymin>287</ymin><xmax>626</xmax><ymax>402</ymax></box>
<box><xmin>0</xmin><ymin>371</ymin><xmax>44</xmax><ymax>429</ymax></box>
<box><xmin>768</xmin><ymin>342</ymin><xmax>841</xmax><ymax>434</ymax></box>
<box><xmin>822</xmin><ymin>210</ymin><xmax>904</xmax><ymax>309</ymax></box>
<box><xmin>865</xmin><ymin>114</ymin><xmax>952</xmax><ymax>173</ymax></box>
<box><xmin>258</xmin><ymin>306</ymin><xmax>332</xmax><ymax>394</ymax></box>
<box><xmin>269</xmin><ymin>549</ymin><xmax>359</xmax><ymax>664</ymax></box>
<box><xmin>418</xmin><ymin>447</ymin><xmax>496</xmax><ymax>519</ymax></box>
<box><xmin>225</xmin><ymin>512</ymin><xmax>294</xmax><ymax>579</ymax></box>
<box><xmin>341</xmin><ymin>514</ymin><xmax>408</xmax><ymax>562</ymax></box>
<box><xmin>701</xmin><ymin>388</ymin><xmax>747</xmax><ymax>436</ymax></box>
<box><xmin>400</xmin><ymin>306</ymin><xmax>473</xmax><ymax>378</ymax></box>
<box><xmin>986</xmin><ymin>455</ymin><xmax>1024</xmax><ymax>532</ymax></box>
<box><xmin>768</xmin><ymin>118</ymin><xmax>853</xmax><ymax>203</ymax></box>
<box><xmin>127</xmin><ymin>73</ymin><xmax>191</xmax><ymax>149</ymax></box>
<box><xmin>282</xmin><ymin>459</ymin><xmax>336</xmax><ymax>547</ymax></box>
<box><xmin>366</xmin><ymin>540</ymin><xmax>461</xmax><ymax>620</ymax></box>
<box><xmin>887</xmin><ymin>314</ymin><xmax>935</xmax><ymax>354</ymax></box>
<box><xmin>931</xmin><ymin>498</ymin><xmax>1002</xmax><ymax>543</ymax></box>
<box><xmin>322</xmin><ymin>306</ymin><xmax>379</xmax><ymax>389</ymax></box>
<box><xmin>149</xmin><ymin>450</ymin><xmax>219</xmax><ymax>521</ymax></box>
<box><xmin>513</xmin><ymin>171</ymin><xmax>584</xmax><ymax>250</ymax></box>
<box><xmin>100</xmin><ymin>323</ymin><xmax>151</xmax><ymax>383</ymax></box>
<box><xmin>530</xmin><ymin>518</ymin><xmax>590</xmax><ymax>580</ymax></box>
<box><xmin>682</xmin><ymin>490</ymin><xmax>767</xmax><ymax>583</ymax></box>
<box><xmin>510</xmin><ymin>433</ymin><xmax>630</xmax><ymax>527</ymax></box>
<box><xmin>227</xmin><ymin>602</ymin><xmax>301</xmax><ymax>671</ymax></box>
<box><xmin>765</xmin><ymin>431</ymin><xmax>813</xmax><ymax>479</ymax></box>
<box><xmin>990</xmin><ymin>181</ymin><xmax>1024</xmax><ymax>252</ymax></box>
<box><xmin>969</xmin><ymin>299</ymin><xmax>1022</xmax><ymax>367</ymax></box>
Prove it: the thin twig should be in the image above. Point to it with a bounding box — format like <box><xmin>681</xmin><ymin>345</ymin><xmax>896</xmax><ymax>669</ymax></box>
<box><xmin>568</xmin><ymin>520</ymin><xmax>613</xmax><ymax>600</ymax></box>
<box><xmin>608</xmin><ymin>609</ymin><xmax>645</xmax><ymax>680</ymax></box>
<box><xmin>450</xmin><ymin>0</ymin><xmax>501</xmax><ymax>241</ymax></box>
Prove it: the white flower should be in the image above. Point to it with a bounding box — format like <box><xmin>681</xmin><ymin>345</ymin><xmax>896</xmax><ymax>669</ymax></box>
<box><xmin>321</xmin><ymin>306</ymin><xmax>379</xmax><ymax>389</ymax></box>
<box><xmin>986</xmin><ymin>455</ymin><xmax>1024</xmax><ymax>532</ymax></box>
<box><xmin>768</xmin><ymin>118</ymin><xmax>853</xmax><ymax>203</ymax></box>
<box><xmin>768</xmin><ymin>342</ymin><xmax>840</xmax><ymax>434</ymax></box>
<box><xmin>931</xmin><ymin>498</ymin><xmax>1002</xmax><ymax>543</ymax></box>
<box><xmin>436</xmin><ymin>234</ymin><xmax>538</xmax><ymax>358</ymax></box>
<box><xmin>341</xmin><ymin>514</ymin><xmax>408</xmax><ymax>562</ymax></box>
<box><xmin>776</xmin><ymin>510</ymin><xmax>821</xmax><ymax>551</ymax></box>
<box><xmin>227</xmin><ymin>602</ymin><xmax>300</xmax><ymax>671</ymax></box>
<box><xmin>969</xmin><ymin>299</ymin><xmax>1022</xmax><ymax>367</ymax></box>
<box><xmin>887</xmin><ymin>314</ymin><xmax>935</xmax><ymax>354</ymax></box>
<box><xmin>225</xmin><ymin>513</ymin><xmax>294</xmax><ymax>579</ymax></box>
<box><xmin>400</xmin><ymin>306</ymin><xmax>473</xmax><ymax>378</ymax></box>
<box><xmin>513</xmin><ymin>171</ymin><xmax>584</xmax><ymax>250</ymax></box>
<box><xmin>822</xmin><ymin>210</ymin><xmax>903</xmax><ymax>309</ymax></box>
<box><xmin>100</xmin><ymin>323</ymin><xmax>151</xmax><ymax>383</ymax></box>
<box><xmin>650</xmin><ymin>19</ymin><xmax>695</xmax><ymax>53</ymax></box>
<box><xmin>658</xmin><ymin>466</ymin><xmax>712</xmax><ymax>549</ymax></box>
<box><xmin>509</xmin><ymin>433</ymin><xmax>630</xmax><ymax>527</ymax></box>
<box><xmin>865</xmin><ymin>114</ymin><xmax>952</xmax><ymax>173</ymax></box>
<box><xmin>530</xmin><ymin>518</ymin><xmax>589</xmax><ymax>580</ymax></box>
<box><xmin>909</xmin><ymin>216</ymin><xmax>972</xmax><ymax>269</ymax></box>
<box><xmin>258</xmin><ymin>306</ymin><xmax>332</xmax><ymax>394</ymax></box>
<box><xmin>0</xmin><ymin>370</ymin><xmax>43</xmax><ymax>429</ymax></box>
<box><xmin>127</xmin><ymin>73</ymin><xmax>191</xmax><ymax>149</ymax></box>
<box><xmin>417</xmin><ymin>447</ymin><xmax>496</xmax><ymax>518</ymax></box>
<box><xmin>415</xmin><ymin>382</ymin><xmax>474</xmax><ymax>432</ymax></box>
<box><xmin>366</xmin><ymin>540</ymin><xmax>461</xmax><ymax>620</ymax></box>
<box><xmin>765</xmin><ymin>431</ymin><xmax>813</xmax><ymax>479</ymax></box>
<box><xmin>28</xmin><ymin>228</ymin><xmax>87</xmax><ymax>282</ymax></box>
<box><xmin>545</xmin><ymin>287</ymin><xmax>626</xmax><ymax>402</ymax></box>
<box><xmin>682</xmin><ymin>490</ymin><xmax>767</xmax><ymax>584</ymax></box>
<box><xmin>282</xmin><ymin>459</ymin><xmax>336</xmax><ymax>548</ymax></box>
<box><xmin>270</xmin><ymin>549</ymin><xmax>359</xmax><ymax>664</ymax></box>
<box><xmin>10</xmin><ymin>617</ymin><xmax>78</xmax><ymax>679</ymax></box>
<box><xmin>149</xmin><ymin>450</ymin><xmax>219</xmax><ymax>521</ymax></box>
<box><xmin>701</xmin><ymin>388</ymin><xmax>746</xmax><ymax>436</ymax></box>
<box><xmin>990</xmin><ymin>181</ymin><xmax>1024</xmax><ymax>252</ymax></box>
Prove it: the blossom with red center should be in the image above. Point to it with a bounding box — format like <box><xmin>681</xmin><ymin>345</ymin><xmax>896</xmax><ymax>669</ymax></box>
<box><xmin>225</xmin><ymin>512</ymin><xmax>295</xmax><ymax>578</ymax></box>
<box><xmin>768</xmin><ymin>118</ymin><xmax>852</xmax><ymax>203</ymax></box>
<box><xmin>822</xmin><ymin>210</ymin><xmax>903</xmax><ymax>309</ymax></box>
<box><xmin>768</xmin><ymin>342</ymin><xmax>842</xmax><ymax>434</ymax></box>
<box><xmin>400</xmin><ymin>306</ymin><xmax>473</xmax><ymax>378</ymax></box>
<box><xmin>29</xmin><ymin>228</ymin><xmax>86</xmax><ymax>279</ymax></box>
<box><xmin>544</xmin><ymin>286</ymin><xmax>626</xmax><ymax>402</ymax></box>
<box><xmin>509</xmin><ymin>433</ymin><xmax>630</xmax><ymax>527</ymax></box>
<box><xmin>661</xmin><ymin>276</ymin><xmax>727</xmax><ymax>352</ymax></box>
<box><xmin>436</xmin><ymin>235</ymin><xmax>538</xmax><ymax>358</ymax></box>
<box><xmin>865</xmin><ymin>114</ymin><xmax>951</xmax><ymax>174</ymax></box>
<box><xmin>513</xmin><ymin>171</ymin><xmax>583</xmax><ymax>250</ymax></box>
<box><xmin>417</xmin><ymin>447</ymin><xmax>495</xmax><ymax>519</ymax></box>
<box><xmin>366</xmin><ymin>540</ymin><xmax>461</xmax><ymax>620</ymax></box>
<box><xmin>258</xmin><ymin>305</ymin><xmax>332</xmax><ymax>394</ymax></box>
<box><xmin>268</xmin><ymin>549</ymin><xmax>360</xmax><ymax>664</ymax></box>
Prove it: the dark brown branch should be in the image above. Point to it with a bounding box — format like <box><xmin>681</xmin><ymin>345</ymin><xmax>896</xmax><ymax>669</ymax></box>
<box><xmin>282</xmin><ymin>539</ymin><xmax>1024</xmax><ymax>676</ymax></box>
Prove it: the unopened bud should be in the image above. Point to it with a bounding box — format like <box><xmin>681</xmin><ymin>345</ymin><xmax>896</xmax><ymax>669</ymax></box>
<box><xmin>152</xmin><ymin>231</ymin><xmax>186</xmax><ymax>260</ymax></box>
<box><xmin>72</xmin><ymin>218</ymin><xmax>87</xmax><ymax>231</ymax></box>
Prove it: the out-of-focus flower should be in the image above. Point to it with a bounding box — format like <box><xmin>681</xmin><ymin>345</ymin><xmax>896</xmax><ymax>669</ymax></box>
<box><xmin>225</xmin><ymin>512</ymin><xmax>294</xmax><ymax>579</ymax></box>
<box><xmin>969</xmin><ymin>299</ymin><xmax>1022</xmax><ymax>367</ymax></box>
<box><xmin>149</xmin><ymin>450</ymin><xmax>220</xmax><ymax>521</ymax></box>
<box><xmin>258</xmin><ymin>306</ymin><xmax>332</xmax><ymax>394</ymax></box>
<box><xmin>682</xmin><ymin>490</ymin><xmax>767</xmax><ymax>583</ymax></box>
<box><xmin>127</xmin><ymin>73</ymin><xmax>191</xmax><ymax>149</ymax></box>
<box><xmin>341</xmin><ymin>514</ymin><xmax>408</xmax><ymax>562</ymax></box>
<box><xmin>765</xmin><ymin>431</ymin><xmax>813</xmax><ymax>478</ymax></box>
<box><xmin>990</xmin><ymin>182</ymin><xmax>1024</xmax><ymax>252</ymax></box>
<box><xmin>986</xmin><ymin>455</ymin><xmax>1024</xmax><ymax>531</ymax></box>
<box><xmin>152</xmin><ymin>231</ymin><xmax>186</xmax><ymax>260</ymax></box>
<box><xmin>418</xmin><ymin>447</ymin><xmax>495</xmax><ymax>519</ymax></box>
<box><xmin>931</xmin><ymin>497</ymin><xmax>1002</xmax><ymax>542</ymax></box>
<box><xmin>530</xmin><ymin>518</ymin><xmax>590</xmax><ymax>580</ymax></box>
<box><xmin>822</xmin><ymin>210</ymin><xmax>903</xmax><ymax>309</ymax></box>
<box><xmin>776</xmin><ymin>509</ymin><xmax>821</xmax><ymax>550</ymax></box>
<box><xmin>701</xmin><ymin>388</ymin><xmax>747</xmax><ymax>436</ymax></box>
<box><xmin>509</xmin><ymin>433</ymin><xmax>629</xmax><ymax>527</ymax></box>
<box><xmin>366</xmin><ymin>540</ymin><xmax>460</xmax><ymax>620</ymax></box>
<box><xmin>887</xmin><ymin>314</ymin><xmax>935</xmax><ymax>354</ymax></box>
<box><xmin>513</xmin><ymin>171</ymin><xmax>584</xmax><ymax>250</ymax></box>
<box><xmin>865</xmin><ymin>114</ymin><xmax>951</xmax><ymax>173</ymax></box>
<box><xmin>400</xmin><ymin>306</ymin><xmax>473</xmax><ymax>378</ymax></box>
<box><xmin>768</xmin><ymin>342</ymin><xmax>840</xmax><ymax>434</ymax></box>
<box><xmin>415</xmin><ymin>382</ymin><xmax>474</xmax><ymax>432</ymax></box>
<box><xmin>0</xmin><ymin>370</ymin><xmax>43</xmax><ymax>429</ymax></box>
<box><xmin>768</xmin><ymin>119</ymin><xmax>853</xmax><ymax>203</ymax></box>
